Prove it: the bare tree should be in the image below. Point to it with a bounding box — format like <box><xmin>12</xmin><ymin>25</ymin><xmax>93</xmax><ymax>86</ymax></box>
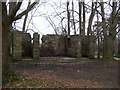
<box><xmin>87</xmin><ymin>2</ymin><xmax>97</xmax><ymax>36</ymax></box>
<box><xmin>72</xmin><ymin>0</ymin><xmax>76</xmax><ymax>35</ymax></box>
<box><xmin>46</xmin><ymin>17</ymin><xmax>58</xmax><ymax>35</ymax></box>
<box><xmin>100</xmin><ymin>1</ymin><xmax>119</xmax><ymax>59</ymax></box>
<box><xmin>78</xmin><ymin>1</ymin><xmax>82</xmax><ymax>35</ymax></box>
<box><xmin>82</xmin><ymin>1</ymin><xmax>85</xmax><ymax>35</ymax></box>
<box><xmin>2</xmin><ymin>0</ymin><xmax>38</xmax><ymax>72</ymax></box>
<box><xmin>22</xmin><ymin>1</ymin><xmax>31</xmax><ymax>32</ymax></box>
<box><xmin>67</xmin><ymin>1</ymin><xmax>70</xmax><ymax>36</ymax></box>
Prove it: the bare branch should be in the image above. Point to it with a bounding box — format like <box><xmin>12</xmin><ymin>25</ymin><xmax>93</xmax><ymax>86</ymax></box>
<box><xmin>13</xmin><ymin>1</ymin><xmax>38</xmax><ymax>21</ymax></box>
<box><xmin>46</xmin><ymin>17</ymin><xmax>58</xmax><ymax>35</ymax></box>
<box><xmin>9</xmin><ymin>1</ymin><xmax>23</xmax><ymax>20</ymax></box>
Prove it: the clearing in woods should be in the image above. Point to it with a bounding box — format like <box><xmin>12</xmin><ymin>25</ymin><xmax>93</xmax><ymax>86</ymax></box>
<box><xmin>6</xmin><ymin>57</ymin><xmax>118</xmax><ymax>88</ymax></box>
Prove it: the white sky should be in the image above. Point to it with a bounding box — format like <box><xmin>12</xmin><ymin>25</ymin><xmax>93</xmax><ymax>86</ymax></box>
<box><xmin>12</xmin><ymin>0</ymin><xmax>119</xmax><ymax>39</ymax></box>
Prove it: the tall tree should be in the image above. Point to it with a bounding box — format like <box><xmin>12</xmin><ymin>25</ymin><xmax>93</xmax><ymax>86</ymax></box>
<box><xmin>22</xmin><ymin>1</ymin><xmax>31</xmax><ymax>32</ymax></box>
<box><xmin>72</xmin><ymin>0</ymin><xmax>76</xmax><ymax>35</ymax></box>
<box><xmin>2</xmin><ymin>1</ymin><xmax>38</xmax><ymax>72</ymax></box>
<box><xmin>100</xmin><ymin>1</ymin><xmax>119</xmax><ymax>59</ymax></box>
<box><xmin>96</xmin><ymin>6</ymin><xmax>100</xmax><ymax>58</ymax></box>
<box><xmin>82</xmin><ymin>1</ymin><xmax>85</xmax><ymax>35</ymax></box>
<box><xmin>87</xmin><ymin>2</ymin><xmax>97</xmax><ymax>36</ymax></box>
<box><xmin>78</xmin><ymin>1</ymin><xmax>82</xmax><ymax>35</ymax></box>
<box><xmin>67</xmin><ymin>1</ymin><xmax>70</xmax><ymax>36</ymax></box>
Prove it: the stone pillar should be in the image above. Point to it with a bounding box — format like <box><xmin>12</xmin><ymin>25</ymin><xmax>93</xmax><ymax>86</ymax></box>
<box><xmin>81</xmin><ymin>36</ymin><xmax>89</xmax><ymax>57</ymax></box>
<box><xmin>70</xmin><ymin>35</ymin><xmax>81</xmax><ymax>58</ymax></box>
<box><xmin>88</xmin><ymin>36</ymin><xmax>96</xmax><ymax>59</ymax></box>
<box><xmin>13</xmin><ymin>31</ymin><xmax>22</xmax><ymax>60</ymax></box>
<box><xmin>33</xmin><ymin>33</ymin><xmax>40</xmax><ymax>59</ymax></box>
<box><xmin>22</xmin><ymin>33</ymin><xmax>32</xmax><ymax>57</ymax></box>
<box><xmin>76</xmin><ymin>36</ymin><xmax>82</xmax><ymax>58</ymax></box>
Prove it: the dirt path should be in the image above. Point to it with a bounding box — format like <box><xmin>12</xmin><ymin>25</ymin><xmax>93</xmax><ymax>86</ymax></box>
<box><xmin>10</xmin><ymin>57</ymin><xmax>119</xmax><ymax>88</ymax></box>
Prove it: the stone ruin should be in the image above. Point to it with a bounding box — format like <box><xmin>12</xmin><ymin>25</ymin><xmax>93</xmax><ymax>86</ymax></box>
<box><xmin>12</xmin><ymin>31</ymin><xmax>96</xmax><ymax>60</ymax></box>
<box><xmin>41</xmin><ymin>34</ymin><xmax>96</xmax><ymax>58</ymax></box>
<box><xmin>13</xmin><ymin>31</ymin><xmax>40</xmax><ymax>60</ymax></box>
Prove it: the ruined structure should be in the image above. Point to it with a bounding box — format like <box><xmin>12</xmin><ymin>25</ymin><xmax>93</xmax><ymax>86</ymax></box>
<box><xmin>41</xmin><ymin>35</ymin><xmax>65</xmax><ymax>56</ymax></box>
<box><xmin>13</xmin><ymin>31</ymin><xmax>40</xmax><ymax>60</ymax></box>
<box><xmin>22</xmin><ymin>33</ymin><xmax>32</xmax><ymax>57</ymax></box>
<box><xmin>13</xmin><ymin>31</ymin><xmax>22</xmax><ymax>60</ymax></box>
<box><xmin>33</xmin><ymin>33</ymin><xmax>40</xmax><ymax>59</ymax></box>
<box><xmin>13</xmin><ymin>31</ymin><xmax>96</xmax><ymax>60</ymax></box>
<box><xmin>41</xmin><ymin>34</ymin><xmax>96</xmax><ymax>58</ymax></box>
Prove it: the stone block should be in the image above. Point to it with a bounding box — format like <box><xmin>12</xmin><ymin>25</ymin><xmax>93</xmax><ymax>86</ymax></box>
<box><xmin>41</xmin><ymin>35</ymin><xmax>65</xmax><ymax>56</ymax></box>
<box><xmin>88</xmin><ymin>36</ymin><xmax>96</xmax><ymax>58</ymax></box>
<box><xmin>13</xmin><ymin>31</ymin><xmax>22</xmax><ymax>60</ymax></box>
<box><xmin>22</xmin><ymin>33</ymin><xmax>32</xmax><ymax>57</ymax></box>
<box><xmin>33</xmin><ymin>33</ymin><xmax>40</xmax><ymax>59</ymax></box>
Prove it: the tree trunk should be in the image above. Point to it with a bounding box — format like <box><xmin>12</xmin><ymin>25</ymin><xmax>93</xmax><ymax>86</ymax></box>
<box><xmin>96</xmin><ymin>4</ymin><xmax>100</xmax><ymax>58</ymax></box>
<box><xmin>87</xmin><ymin>2</ymin><xmax>97</xmax><ymax>36</ymax></box>
<box><xmin>23</xmin><ymin>1</ymin><xmax>31</xmax><ymax>32</ymax></box>
<box><xmin>118</xmin><ymin>33</ymin><xmax>120</xmax><ymax>58</ymax></box>
<box><xmin>82</xmin><ymin>1</ymin><xmax>85</xmax><ymax>35</ymax></box>
<box><xmin>72</xmin><ymin>0</ymin><xmax>76</xmax><ymax>35</ymax></box>
<box><xmin>79</xmin><ymin>1</ymin><xmax>82</xmax><ymax>35</ymax></box>
<box><xmin>67</xmin><ymin>1</ymin><xmax>70</xmax><ymax>36</ymax></box>
<box><xmin>103</xmin><ymin>37</ymin><xmax>115</xmax><ymax>59</ymax></box>
<box><xmin>100</xmin><ymin>1</ymin><xmax>108</xmax><ymax>59</ymax></box>
<box><xmin>2</xmin><ymin>21</ymin><xmax>10</xmax><ymax>72</ymax></box>
<box><xmin>2</xmin><ymin>0</ymin><xmax>38</xmax><ymax>74</ymax></box>
<box><xmin>102</xmin><ymin>1</ymin><xmax>117</xmax><ymax>60</ymax></box>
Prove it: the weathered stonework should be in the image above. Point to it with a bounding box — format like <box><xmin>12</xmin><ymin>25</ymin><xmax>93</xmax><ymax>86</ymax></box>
<box><xmin>13</xmin><ymin>31</ymin><xmax>22</xmax><ymax>60</ymax></box>
<box><xmin>41</xmin><ymin>34</ymin><xmax>95</xmax><ymax>58</ymax></box>
<box><xmin>22</xmin><ymin>33</ymin><xmax>32</xmax><ymax>57</ymax></box>
<box><xmin>81</xmin><ymin>36</ymin><xmax>89</xmax><ymax>57</ymax></box>
<box><xmin>12</xmin><ymin>31</ymin><xmax>96</xmax><ymax>59</ymax></box>
<box><xmin>67</xmin><ymin>35</ymin><xmax>81</xmax><ymax>58</ymax></box>
<box><xmin>41</xmin><ymin>35</ymin><xmax>65</xmax><ymax>56</ymax></box>
<box><xmin>33</xmin><ymin>33</ymin><xmax>40</xmax><ymax>59</ymax></box>
<box><xmin>88</xmin><ymin>36</ymin><xmax>96</xmax><ymax>58</ymax></box>
<box><xmin>13</xmin><ymin>31</ymin><xmax>40</xmax><ymax>60</ymax></box>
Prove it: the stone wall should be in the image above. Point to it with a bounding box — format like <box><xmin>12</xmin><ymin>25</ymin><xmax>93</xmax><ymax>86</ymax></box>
<box><xmin>13</xmin><ymin>31</ymin><xmax>22</xmax><ymax>60</ymax></box>
<box><xmin>13</xmin><ymin>31</ymin><xmax>40</xmax><ymax>60</ymax></box>
<box><xmin>41</xmin><ymin>34</ymin><xmax>96</xmax><ymax>58</ymax></box>
<box><xmin>33</xmin><ymin>33</ymin><xmax>40</xmax><ymax>59</ymax></box>
<box><xmin>88</xmin><ymin>36</ymin><xmax>96</xmax><ymax>58</ymax></box>
<box><xmin>22</xmin><ymin>33</ymin><xmax>32</xmax><ymax>57</ymax></box>
<box><xmin>12</xmin><ymin>31</ymin><xmax>96</xmax><ymax>59</ymax></box>
<box><xmin>41</xmin><ymin>35</ymin><xmax>65</xmax><ymax>56</ymax></box>
<box><xmin>67</xmin><ymin>35</ymin><xmax>81</xmax><ymax>57</ymax></box>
